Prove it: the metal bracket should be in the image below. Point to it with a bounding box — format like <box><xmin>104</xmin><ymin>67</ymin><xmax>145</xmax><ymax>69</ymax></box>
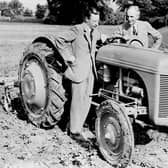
<box><xmin>90</xmin><ymin>88</ymin><xmax>147</xmax><ymax>118</ymax></box>
<box><xmin>0</xmin><ymin>77</ymin><xmax>19</xmax><ymax>112</ymax></box>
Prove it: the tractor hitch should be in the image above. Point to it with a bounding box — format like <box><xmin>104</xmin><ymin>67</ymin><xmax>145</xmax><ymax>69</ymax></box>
<box><xmin>0</xmin><ymin>77</ymin><xmax>19</xmax><ymax>112</ymax></box>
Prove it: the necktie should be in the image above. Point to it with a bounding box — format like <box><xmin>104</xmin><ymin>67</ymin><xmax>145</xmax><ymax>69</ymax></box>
<box><xmin>90</xmin><ymin>29</ymin><xmax>93</xmax><ymax>42</ymax></box>
<box><xmin>133</xmin><ymin>25</ymin><xmax>137</xmax><ymax>35</ymax></box>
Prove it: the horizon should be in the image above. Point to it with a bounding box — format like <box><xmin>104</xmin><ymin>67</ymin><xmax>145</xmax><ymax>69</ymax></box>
<box><xmin>0</xmin><ymin>0</ymin><xmax>47</xmax><ymax>11</ymax></box>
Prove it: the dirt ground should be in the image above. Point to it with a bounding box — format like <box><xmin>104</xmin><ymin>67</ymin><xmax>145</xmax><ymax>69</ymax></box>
<box><xmin>0</xmin><ymin>22</ymin><xmax>168</xmax><ymax>168</ymax></box>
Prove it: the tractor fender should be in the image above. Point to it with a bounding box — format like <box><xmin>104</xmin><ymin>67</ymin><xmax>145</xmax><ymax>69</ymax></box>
<box><xmin>33</xmin><ymin>35</ymin><xmax>58</xmax><ymax>52</ymax></box>
<box><xmin>32</xmin><ymin>35</ymin><xmax>67</xmax><ymax>72</ymax></box>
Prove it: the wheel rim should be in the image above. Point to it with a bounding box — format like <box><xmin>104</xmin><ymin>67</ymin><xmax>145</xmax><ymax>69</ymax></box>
<box><xmin>20</xmin><ymin>56</ymin><xmax>48</xmax><ymax>115</ymax></box>
<box><xmin>129</xmin><ymin>38</ymin><xmax>144</xmax><ymax>47</ymax></box>
<box><xmin>99</xmin><ymin>111</ymin><xmax>124</xmax><ymax>157</ymax></box>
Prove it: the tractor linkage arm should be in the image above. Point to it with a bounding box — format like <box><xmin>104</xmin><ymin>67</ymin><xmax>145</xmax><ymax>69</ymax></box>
<box><xmin>0</xmin><ymin>77</ymin><xmax>19</xmax><ymax>112</ymax></box>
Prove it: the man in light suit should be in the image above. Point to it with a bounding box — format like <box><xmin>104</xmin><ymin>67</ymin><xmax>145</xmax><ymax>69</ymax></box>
<box><xmin>54</xmin><ymin>4</ymin><xmax>106</xmax><ymax>143</ymax></box>
<box><xmin>117</xmin><ymin>5</ymin><xmax>162</xmax><ymax>48</ymax></box>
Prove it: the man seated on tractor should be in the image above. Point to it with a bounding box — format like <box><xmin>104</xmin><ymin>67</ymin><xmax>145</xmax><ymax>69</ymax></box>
<box><xmin>116</xmin><ymin>5</ymin><xmax>162</xmax><ymax>48</ymax></box>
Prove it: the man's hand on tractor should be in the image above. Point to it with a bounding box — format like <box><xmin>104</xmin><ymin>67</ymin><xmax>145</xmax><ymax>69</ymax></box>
<box><xmin>103</xmin><ymin>35</ymin><xmax>128</xmax><ymax>45</ymax></box>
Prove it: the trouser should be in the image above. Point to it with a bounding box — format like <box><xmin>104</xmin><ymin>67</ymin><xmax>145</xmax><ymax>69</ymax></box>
<box><xmin>69</xmin><ymin>70</ymin><xmax>94</xmax><ymax>133</ymax></box>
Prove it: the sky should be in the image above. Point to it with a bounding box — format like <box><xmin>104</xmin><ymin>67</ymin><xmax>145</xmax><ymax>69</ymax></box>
<box><xmin>0</xmin><ymin>0</ymin><xmax>47</xmax><ymax>11</ymax></box>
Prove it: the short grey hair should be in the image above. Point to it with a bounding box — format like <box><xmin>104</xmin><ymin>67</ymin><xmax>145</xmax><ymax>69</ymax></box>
<box><xmin>127</xmin><ymin>5</ymin><xmax>140</xmax><ymax>19</ymax></box>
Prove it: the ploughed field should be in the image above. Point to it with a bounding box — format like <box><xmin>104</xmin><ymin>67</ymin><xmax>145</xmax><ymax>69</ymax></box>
<box><xmin>0</xmin><ymin>22</ymin><xmax>168</xmax><ymax>168</ymax></box>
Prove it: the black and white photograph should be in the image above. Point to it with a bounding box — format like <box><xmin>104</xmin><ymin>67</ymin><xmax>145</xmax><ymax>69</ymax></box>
<box><xmin>0</xmin><ymin>0</ymin><xmax>168</xmax><ymax>167</ymax></box>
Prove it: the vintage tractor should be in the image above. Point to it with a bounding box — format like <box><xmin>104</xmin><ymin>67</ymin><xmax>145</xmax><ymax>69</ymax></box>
<box><xmin>2</xmin><ymin>35</ymin><xmax>168</xmax><ymax>168</ymax></box>
<box><xmin>93</xmin><ymin>40</ymin><xmax>168</xmax><ymax>167</ymax></box>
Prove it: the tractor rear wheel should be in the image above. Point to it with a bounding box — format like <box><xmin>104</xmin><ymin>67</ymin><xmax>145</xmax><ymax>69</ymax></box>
<box><xmin>95</xmin><ymin>100</ymin><xmax>134</xmax><ymax>167</ymax></box>
<box><xmin>19</xmin><ymin>42</ymin><xmax>66</xmax><ymax>128</ymax></box>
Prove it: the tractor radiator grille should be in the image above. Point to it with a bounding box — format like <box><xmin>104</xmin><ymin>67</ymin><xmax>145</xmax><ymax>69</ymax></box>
<box><xmin>159</xmin><ymin>75</ymin><xmax>168</xmax><ymax>118</ymax></box>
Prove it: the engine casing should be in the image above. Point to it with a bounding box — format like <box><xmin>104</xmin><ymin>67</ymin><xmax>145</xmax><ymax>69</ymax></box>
<box><xmin>96</xmin><ymin>44</ymin><xmax>168</xmax><ymax>126</ymax></box>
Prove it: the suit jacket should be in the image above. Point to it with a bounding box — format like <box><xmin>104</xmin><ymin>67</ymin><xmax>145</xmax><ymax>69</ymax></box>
<box><xmin>117</xmin><ymin>20</ymin><xmax>162</xmax><ymax>48</ymax></box>
<box><xmin>54</xmin><ymin>23</ymin><xmax>101</xmax><ymax>82</ymax></box>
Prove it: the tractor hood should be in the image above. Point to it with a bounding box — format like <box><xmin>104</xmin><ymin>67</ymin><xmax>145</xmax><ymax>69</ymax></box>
<box><xmin>96</xmin><ymin>44</ymin><xmax>168</xmax><ymax>74</ymax></box>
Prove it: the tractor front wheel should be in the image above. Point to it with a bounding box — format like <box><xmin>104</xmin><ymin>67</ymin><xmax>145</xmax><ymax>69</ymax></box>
<box><xmin>95</xmin><ymin>100</ymin><xmax>134</xmax><ymax>167</ymax></box>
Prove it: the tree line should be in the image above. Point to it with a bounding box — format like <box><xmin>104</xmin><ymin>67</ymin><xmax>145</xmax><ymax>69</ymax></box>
<box><xmin>0</xmin><ymin>0</ymin><xmax>168</xmax><ymax>28</ymax></box>
<box><xmin>0</xmin><ymin>0</ymin><xmax>47</xmax><ymax>19</ymax></box>
<box><xmin>45</xmin><ymin>0</ymin><xmax>168</xmax><ymax>28</ymax></box>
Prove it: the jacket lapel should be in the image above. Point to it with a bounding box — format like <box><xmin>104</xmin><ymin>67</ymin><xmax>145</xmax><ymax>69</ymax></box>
<box><xmin>82</xmin><ymin>23</ymin><xmax>98</xmax><ymax>79</ymax></box>
<box><xmin>83</xmin><ymin>23</ymin><xmax>92</xmax><ymax>51</ymax></box>
<box><xmin>84</xmin><ymin>31</ymin><xmax>91</xmax><ymax>48</ymax></box>
<box><xmin>82</xmin><ymin>23</ymin><xmax>98</xmax><ymax>55</ymax></box>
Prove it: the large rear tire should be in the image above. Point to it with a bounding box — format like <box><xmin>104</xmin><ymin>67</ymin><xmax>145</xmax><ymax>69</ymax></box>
<box><xmin>19</xmin><ymin>42</ymin><xmax>67</xmax><ymax>128</ymax></box>
<box><xmin>95</xmin><ymin>100</ymin><xmax>134</xmax><ymax>167</ymax></box>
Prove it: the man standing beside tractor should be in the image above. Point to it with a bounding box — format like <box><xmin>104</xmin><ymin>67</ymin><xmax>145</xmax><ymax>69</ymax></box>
<box><xmin>53</xmin><ymin>4</ymin><xmax>162</xmax><ymax>145</ymax></box>
<box><xmin>54</xmin><ymin>3</ymin><xmax>107</xmax><ymax>143</ymax></box>
<box><xmin>117</xmin><ymin>5</ymin><xmax>162</xmax><ymax>48</ymax></box>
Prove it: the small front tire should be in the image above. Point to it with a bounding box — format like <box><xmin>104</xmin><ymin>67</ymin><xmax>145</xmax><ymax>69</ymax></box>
<box><xmin>95</xmin><ymin>100</ymin><xmax>134</xmax><ymax>167</ymax></box>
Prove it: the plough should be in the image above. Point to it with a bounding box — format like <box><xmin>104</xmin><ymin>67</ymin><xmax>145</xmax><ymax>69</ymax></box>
<box><xmin>0</xmin><ymin>77</ymin><xmax>19</xmax><ymax>112</ymax></box>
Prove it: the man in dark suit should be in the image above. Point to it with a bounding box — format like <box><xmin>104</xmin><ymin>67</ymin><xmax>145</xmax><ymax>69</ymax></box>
<box><xmin>54</xmin><ymin>4</ymin><xmax>107</xmax><ymax>142</ymax></box>
<box><xmin>117</xmin><ymin>5</ymin><xmax>162</xmax><ymax>48</ymax></box>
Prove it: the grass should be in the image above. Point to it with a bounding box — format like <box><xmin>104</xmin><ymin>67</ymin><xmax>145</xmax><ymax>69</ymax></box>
<box><xmin>0</xmin><ymin>16</ymin><xmax>43</xmax><ymax>23</ymax></box>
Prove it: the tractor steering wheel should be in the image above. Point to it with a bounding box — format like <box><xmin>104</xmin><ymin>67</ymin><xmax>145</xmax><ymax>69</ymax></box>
<box><xmin>104</xmin><ymin>36</ymin><xmax>127</xmax><ymax>45</ymax></box>
<box><xmin>96</xmin><ymin>36</ymin><xmax>126</xmax><ymax>49</ymax></box>
<box><xmin>99</xmin><ymin>36</ymin><xmax>144</xmax><ymax>48</ymax></box>
<box><xmin>128</xmin><ymin>38</ymin><xmax>144</xmax><ymax>47</ymax></box>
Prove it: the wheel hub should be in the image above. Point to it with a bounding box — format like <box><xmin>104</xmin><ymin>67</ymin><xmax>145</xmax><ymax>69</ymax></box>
<box><xmin>104</xmin><ymin>123</ymin><xmax>118</xmax><ymax>145</ymax></box>
<box><xmin>102</xmin><ymin>116</ymin><xmax>122</xmax><ymax>153</ymax></box>
<box><xmin>22</xmin><ymin>70</ymin><xmax>35</xmax><ymax>101</ymax></box>
<box><xmin>21</xmin><ymin>60</ymin><xmax>47</xmax><ymax>113</ymax></box>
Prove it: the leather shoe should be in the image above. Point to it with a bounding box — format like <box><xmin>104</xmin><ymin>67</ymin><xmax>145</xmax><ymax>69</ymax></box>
<box><xmin>69</xmin><ymin>132</ymin><xmax>90</xmax><ymax>142</ymax></box>
<box><xmin>66</xmin><ymin>123</ymin><xmax>95</xmax><ymax>141</ymax></box>
<box><xmin>83</xmin><ymin>127</ymin><xmax>95</xmax><ymax>140</ymax></box>
<box><xmin>67</xmin><ymin>128</ymin><xmax>92</xmax><ymax>144</ymax></box>
<box><xmin>69</xmin><ymin>131</ymin><xmax>92</xmax><ymax>148</ymax></box>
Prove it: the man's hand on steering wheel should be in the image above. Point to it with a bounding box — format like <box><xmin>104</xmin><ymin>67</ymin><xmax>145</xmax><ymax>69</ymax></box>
<box><xmin>103</xmin><ymin>35</ymin><xmax>128</xmax><ymax>45</ymax></box>
<box><xmin>103</xmin><ymin>35</ymin><xmax>144</xmax><ymax>48</ymax></box>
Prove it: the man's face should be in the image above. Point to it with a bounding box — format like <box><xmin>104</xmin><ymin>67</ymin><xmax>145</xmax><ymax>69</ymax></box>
<box><xmin>126</xmin><ymin>9</ymin><xmax>138</xmax><ymax>26</ymax></box>
<box><xmin>86</xmin><ymin>13</ymin><xmax>100</xmax><ymax>30</ymax></box>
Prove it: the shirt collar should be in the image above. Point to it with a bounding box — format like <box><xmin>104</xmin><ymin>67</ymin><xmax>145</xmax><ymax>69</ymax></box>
<box><xmin>83</xmin><ymin>23</ymin><xmax>91</xmax><ymax>33</ymax></box>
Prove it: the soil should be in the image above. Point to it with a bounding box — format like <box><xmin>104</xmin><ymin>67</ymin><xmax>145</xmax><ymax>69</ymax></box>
<box><xmin>0</xmin><ymin>22</ymin><xmax>168</xmax><ymax>168</ymax></box>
